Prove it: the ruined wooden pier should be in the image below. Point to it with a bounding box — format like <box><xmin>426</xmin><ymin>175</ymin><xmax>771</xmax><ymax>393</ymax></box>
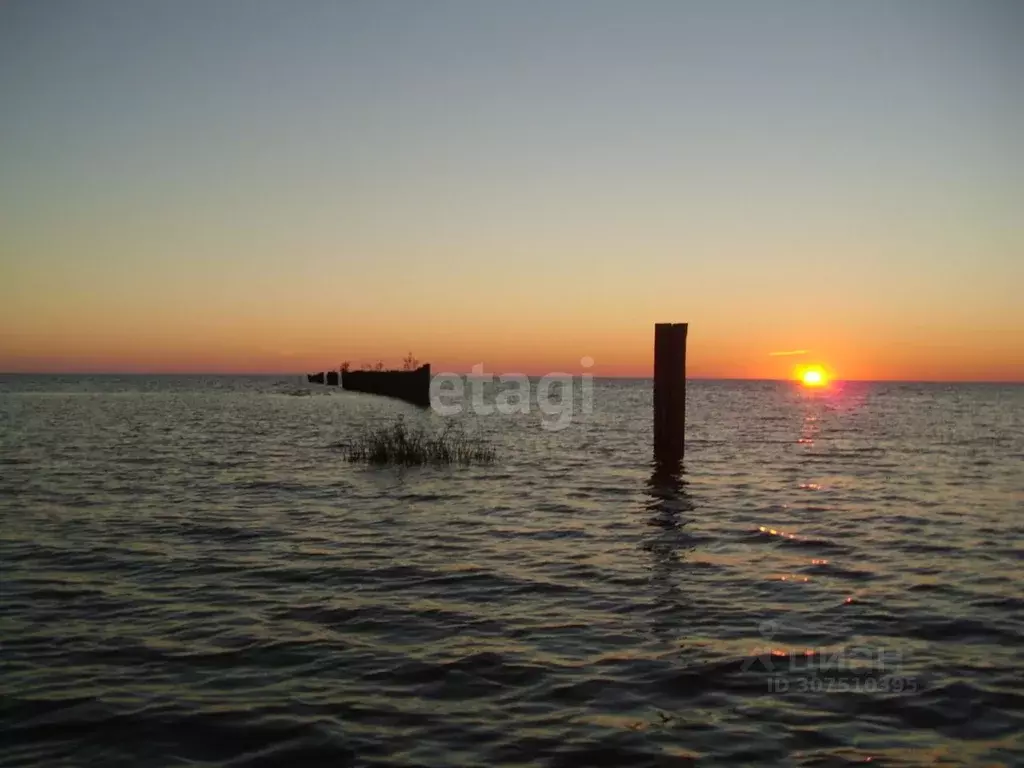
<box><xmin>307</xmin><ymin>364</ymin><xmax>431</xmax><ymax>407</ymax></box>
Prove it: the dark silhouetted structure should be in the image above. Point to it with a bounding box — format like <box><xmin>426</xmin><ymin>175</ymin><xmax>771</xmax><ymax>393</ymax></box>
<box><xmin>342</xmin><ymin>364</ymin><xmax>431</xmax><ymax>407</ymax></box>
<box><xmin>325</xmin><ymin>371</ymin><xmax>339</xmax><ymax>386</ymax></box>
<box><xmin>654</xmin><ymin>323</ymin><xmax>687</xmax><ymax>465</ymax></box>
<box><xmin>307</xmin><ymin>372</ymin><xmax>325</xmax><ymax>383</ymax></box>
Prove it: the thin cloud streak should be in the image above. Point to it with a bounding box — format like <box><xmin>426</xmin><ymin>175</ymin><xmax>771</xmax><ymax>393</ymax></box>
<box><xmin>769</xmin><ymin>350</ymin><xmax>810</xmax><ymax>357</ymax></box>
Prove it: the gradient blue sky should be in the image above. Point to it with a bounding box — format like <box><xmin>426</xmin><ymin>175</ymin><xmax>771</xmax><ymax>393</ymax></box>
<box><xmin>2</xmin><ymin>0</ymin><xmax>1022</xmax><ymax>378</ymax></box>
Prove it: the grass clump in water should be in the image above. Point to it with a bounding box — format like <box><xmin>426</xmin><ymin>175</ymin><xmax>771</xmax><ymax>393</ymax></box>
<box><xmin>341</xmin><ymin>418</ymin><xmax>496</xmax><ymax>466</ymax></box>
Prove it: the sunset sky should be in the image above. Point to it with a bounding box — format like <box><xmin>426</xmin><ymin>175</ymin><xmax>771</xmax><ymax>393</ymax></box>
<box><xmin>2</xmin><ymin>1</ymin><xmax>1022</xmax><ymax>380</ymax></box>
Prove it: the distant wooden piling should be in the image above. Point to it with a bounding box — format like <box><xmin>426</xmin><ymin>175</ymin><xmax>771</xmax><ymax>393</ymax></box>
<box><xmin>654</xmin><ymin>323</ymin><xmax>687</xmax><ymax>462</ymax></box>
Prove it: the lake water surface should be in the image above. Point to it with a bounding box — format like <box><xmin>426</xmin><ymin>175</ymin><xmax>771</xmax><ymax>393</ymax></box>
<box><xmin>1</xmin><ymin>375</ymin><xmax>1022</xmax><ymax>766</ymax></box>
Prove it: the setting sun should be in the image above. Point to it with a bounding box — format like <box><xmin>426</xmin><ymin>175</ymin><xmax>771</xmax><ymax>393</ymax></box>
<box><xmin>797</xmin><ymin>365</ymin><xmax>829</xmax><ymax>387</ymax></box>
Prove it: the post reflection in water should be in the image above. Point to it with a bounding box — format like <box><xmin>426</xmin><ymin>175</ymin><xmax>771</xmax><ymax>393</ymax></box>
<box><xmin>642</xmin><ymin>451</ymin><xmax>698</xmax><ymax>640</ymax></box>
<box><xmin>646</xmin><ymin>453</ymin><xmax>694</xmax><ymax>530</ymax></box>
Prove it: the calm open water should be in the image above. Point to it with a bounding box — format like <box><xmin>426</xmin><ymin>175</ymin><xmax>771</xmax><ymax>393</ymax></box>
<box><xmin>1</xmin><ymin>375</ymin><xmax>1022</xmax><ymax>767</ymax></box>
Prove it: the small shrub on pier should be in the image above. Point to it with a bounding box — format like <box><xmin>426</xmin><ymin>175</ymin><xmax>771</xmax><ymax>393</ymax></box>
<box><xmin>340</xmin><ymin>418</ymin><xmax>496</xmax><ymax>466</ymax></box>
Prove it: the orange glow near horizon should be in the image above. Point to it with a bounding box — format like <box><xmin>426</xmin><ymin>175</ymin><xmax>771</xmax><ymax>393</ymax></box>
<box><xmin>1</xmin><ymin>299</ymin><xmax>1022</xmax><ymax>381</ymax></box>
<box><xmin>1</xmin><ymin>326</ymin><xmax>1023</xmax><ymax>381</ymax></box>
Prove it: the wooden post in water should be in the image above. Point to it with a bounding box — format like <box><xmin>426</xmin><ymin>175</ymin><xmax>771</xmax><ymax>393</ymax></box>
<box><xmin>653</xmin><ymin>323</ymin><xmax>687</xmax><ymax>463</ymax></box>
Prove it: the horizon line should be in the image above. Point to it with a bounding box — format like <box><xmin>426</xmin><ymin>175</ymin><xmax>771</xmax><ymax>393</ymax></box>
<box><xmin>1</xmin><ymin>371</ymin><xmax>1021</xmax><ymax>385</ymax></box>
